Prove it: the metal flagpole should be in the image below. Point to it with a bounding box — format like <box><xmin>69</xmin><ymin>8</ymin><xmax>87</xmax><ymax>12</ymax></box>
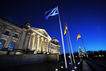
<box><xmin>67</xmin><ymin>27</ymin><xmax>76</xmax><ymax>66</ymax></box>
<box><xmin>57</xmin><ymin>6</ymin><xmax>67</xmax><ymax>68</ymax></box>
<box><xmin>66</xmin><ymin>30</ymin><xmax>73</xmax><ymax>66</ymax></box>
<box><xmin>81</xmin><ymin>38</ymin><xmax>88</xmax><ymax>57</ymax></box>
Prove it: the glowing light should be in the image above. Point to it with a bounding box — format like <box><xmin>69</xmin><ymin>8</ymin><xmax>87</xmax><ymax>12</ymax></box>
<box><xmin>61</xmin><ymin>66</ymin><xmax>63</xmax><ymax>68</ymax></box>
<box><xmin>78</xmin><ymin>62</ymin><xmax>80</xmax><ymax>65</ymax></box>
<box><xmin>74</xmin><ymin>66</ymin><xmax>77</xmax><ymax>69</ymax></box>
<box><xmin>75</xmin><ymin>56</ymin><xmax>77</xmax><ymax>58</ymax></box>
<box><xmin>55</xmin><ymin>68</ymin><xmax>58</xmax><ymax>71</ymax></box>
<box><xmin>99</xmin><ymin>55</ymin><xmax>101</xmax><ymax>57</ymax></box>
<box><xmin>68</xmin><ymin>55</ymin><xmax>70</xmax><ymax>58</ymax></box>
<box><xmin>43</xmin><ymin>52</ymin><xmax>46</xmax><ymax>54</ymax></box>
<box><xmin>72</xmin><ymin>70</ymin><xmax>75</xmax><ymax>71</ymax></box>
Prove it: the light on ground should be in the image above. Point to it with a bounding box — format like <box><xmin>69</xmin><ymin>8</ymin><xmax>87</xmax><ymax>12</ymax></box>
<box><xmin>72</xmin><ymin>69</ymin><xmax>75</xmax><ymax>71</ymax></box>
<box><xmin>74</xmin><ymin>66</ymin><xmax>77</xmax><ymax>69</ymax></box>
<box><xmin>61</xmin><ymin>66</ymin><xmax>63</xmax><ymax>68</ymax></box>
<box><xmin>55</xmin><ymin>68</ymin><xmax>58</xmax><ymax>71</ymax></box>
<box><xmin>78</xmin><ymin>62</ymin><xmax>80</xmax><ymax>65</ymax></box>
<box><xmin>68</xmin><ymin>55</ymin><xmax>70</xmax><ymax>58</ymax></box>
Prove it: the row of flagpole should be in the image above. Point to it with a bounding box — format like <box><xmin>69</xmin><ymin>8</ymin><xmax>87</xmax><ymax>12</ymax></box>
<box><xmin>65</xmin><ymin>24</ymin><xmax>76</xmax><ymax>69</ymax></box>
<box><xmin>57</xmin><ymin>6</ymin><xmax>76</xmax><ymax>69</ymax></box>
<box><xmin>45</xmin><ymin>6</ymin><xmax>87</xmax><ymax>69</ymax></box>
<box><xmin>67</xmin><ymin>25</ymin><xmax>76</xmax><ymax>68</ymax></box>
<box><xmin>57</xmin><ymin>6</ymin><xmax>68</xmax><ymax>68</ymax></box>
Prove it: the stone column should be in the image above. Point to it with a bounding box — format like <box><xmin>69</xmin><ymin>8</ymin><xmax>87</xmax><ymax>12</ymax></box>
<box><xmin>27</xmin><ymin>33</ymin><xmax>32</xmax><ymax>50</ymax></box>
<box><xmin>18</xmin><ymin>30</ymin><xmax>27</xmax><ymax>49</ymax></box>
<box><xmin>22</xmin><ymin>32</ymin><xmax>29</xmax><ymax>50</ymax></box>
<box><xmin>36</xmin><ymin>35</ymin><xmax>40</xmax><ymax>53</ymax></box>
<box><xmin>43</xmin><ymin>39</ymin><xmax>46</xmax><ymax>53</ymax></box>
<box><xmin>34</xmin><ymin>34</ymin><xmax>37</xmax><ymax>54</ymax></box>
<box><xmin>0</xmin><ymin>25</ymin><xmax>5</xmax><ymax>39</ymax></box>
<box><xmin>39</xmin><ymin>36</ymin><xmax>41</xmax><ymax>53</ymax></box>
<box><xmin>41</xmin><ymin>37</ymin><xmax>44</xmax><ymax>53</ymax></box>
<box><xmin>45</xmin><ymin>39</ymin><xmax>49</xmax><ymax>53</ymax></box>
<box><xmin>43</xmin><ymin>39</ymin><xmax>47</xmax><ymax>53</ymax></box>
<box><xmin>31</xmin><ymin>33</ymin><xmax>36</xmax><ymax>51</ymax></box>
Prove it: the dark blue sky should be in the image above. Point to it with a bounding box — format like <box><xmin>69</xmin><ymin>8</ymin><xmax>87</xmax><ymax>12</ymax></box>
<box><xmin>0</xmin><ymin>0</ymin><xmax>106</xmax><ymax>53</ymax></box>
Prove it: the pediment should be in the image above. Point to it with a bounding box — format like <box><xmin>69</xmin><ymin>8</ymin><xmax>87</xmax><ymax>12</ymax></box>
<box><xmin>37</xmin><ymin>29</ymin><xmax>48</xmax><ymax>37</ymax></box>
<box><xmin>31</xmin><ymin>27</ymin><xmax>51</xmax><ymax>40</ymax></box>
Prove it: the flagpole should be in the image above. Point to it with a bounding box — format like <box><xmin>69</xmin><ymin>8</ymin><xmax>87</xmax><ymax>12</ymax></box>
<box><xmin>81</xmin><ymin>38</ymin><xmax>88</xmax><ymax>57</ymax></box>
<box><xmin>67</xmin><ymin>27</ymin><xmax>76</xmax><ymax>67</ymax></box>
<box><xmin>66</xmin><ymin>30</ymin><xmax>73</xmax><ymax>66</ymax></box>
<box><xmin>57</xmin><ymin>6</ymin><xmax>67</xmax><ymax>68</ymax></box>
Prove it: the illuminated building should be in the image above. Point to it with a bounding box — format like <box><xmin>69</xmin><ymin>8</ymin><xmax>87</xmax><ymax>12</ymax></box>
<box><xmin>79</xmin><ymin>47</ymin><xmax>85</xmax><ymax>57</ymax></box>
<box><xmin>0</xmin><ymin>18</ymin><xmax>60</xmax><ymax>55</ymax></box>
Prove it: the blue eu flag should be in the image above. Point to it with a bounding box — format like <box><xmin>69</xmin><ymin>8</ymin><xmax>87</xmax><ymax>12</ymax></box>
<box><xmin>45</xmin><ymin>7</ymin><xmax>59</xmax><ymax>19</ymax></box>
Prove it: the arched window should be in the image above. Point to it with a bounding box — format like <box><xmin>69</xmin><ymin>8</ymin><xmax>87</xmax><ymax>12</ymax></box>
<box><xmin>8</xmin><ymin>42</ymin><xmax>15</xmax><ymax>51</ymax></box>
<box><xmin>0</xmin><ymin>39</ymin><xmax>6</xmax><ymax>50</ymax></box>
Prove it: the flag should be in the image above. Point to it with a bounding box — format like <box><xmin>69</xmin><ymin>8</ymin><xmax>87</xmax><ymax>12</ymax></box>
<box><xmin>77</xmin><ymin>33</ymin><xmax>81</xmax><ymax>40</ymax></box>
<box><xmin>45</xmin><ymin>7</ymin><xmax>58</xmax><ymax>19</ymax></box>
<box><xmin>64</xmin><ymin>24</ymin><xmax>67</xmax><ymax>35</ymax></box>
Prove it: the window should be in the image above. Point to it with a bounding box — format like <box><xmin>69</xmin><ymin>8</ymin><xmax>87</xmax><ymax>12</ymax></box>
<box><xmin>8</xmin><ymin>42</ymin><xmax>15</xmax><ymax>51</ymax></box>
<box><xmin>0</xmin><ymin>39</ymin><xmax>6</xmax><ymax>50</ymax></box>
<box><xmin>4</xmin><ymin>31</ymin><xmax>9</xmax><ymax>35</ymax></box>
<box><xmin>13</xmin><ymin>34</ymin><xmax>18</xmax><ymax>38</ymax></box>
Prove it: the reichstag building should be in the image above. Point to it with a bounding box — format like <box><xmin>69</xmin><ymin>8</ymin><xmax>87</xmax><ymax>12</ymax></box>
<box><xmin>0</xmin><ymin>18</ymin><xmax>60</xmax><ymax>55</ymax></box>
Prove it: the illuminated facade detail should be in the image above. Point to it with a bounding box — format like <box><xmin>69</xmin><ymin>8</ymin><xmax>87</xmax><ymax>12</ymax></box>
<box><xmin>49</xmin><ymin>39</ymin><xmax>60</xmax><ymax>54</ymax></box>
<box><xmin>0</xmin><ymin>18</ymin><xmax>60</xmax><ymax>55</ymax></box>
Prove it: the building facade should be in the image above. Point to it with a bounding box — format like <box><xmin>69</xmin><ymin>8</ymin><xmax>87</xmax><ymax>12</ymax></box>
<box><xmin>0</xmin><ymin>18</ymin><xmax>60</xmax><ymax>55</ymax></box>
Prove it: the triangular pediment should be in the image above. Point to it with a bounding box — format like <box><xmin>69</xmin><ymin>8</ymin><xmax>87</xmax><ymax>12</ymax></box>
<box><xmin>31</xmin><ymin>27</ymin><xmax>51</xmax><ymax>40</ymax></box>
